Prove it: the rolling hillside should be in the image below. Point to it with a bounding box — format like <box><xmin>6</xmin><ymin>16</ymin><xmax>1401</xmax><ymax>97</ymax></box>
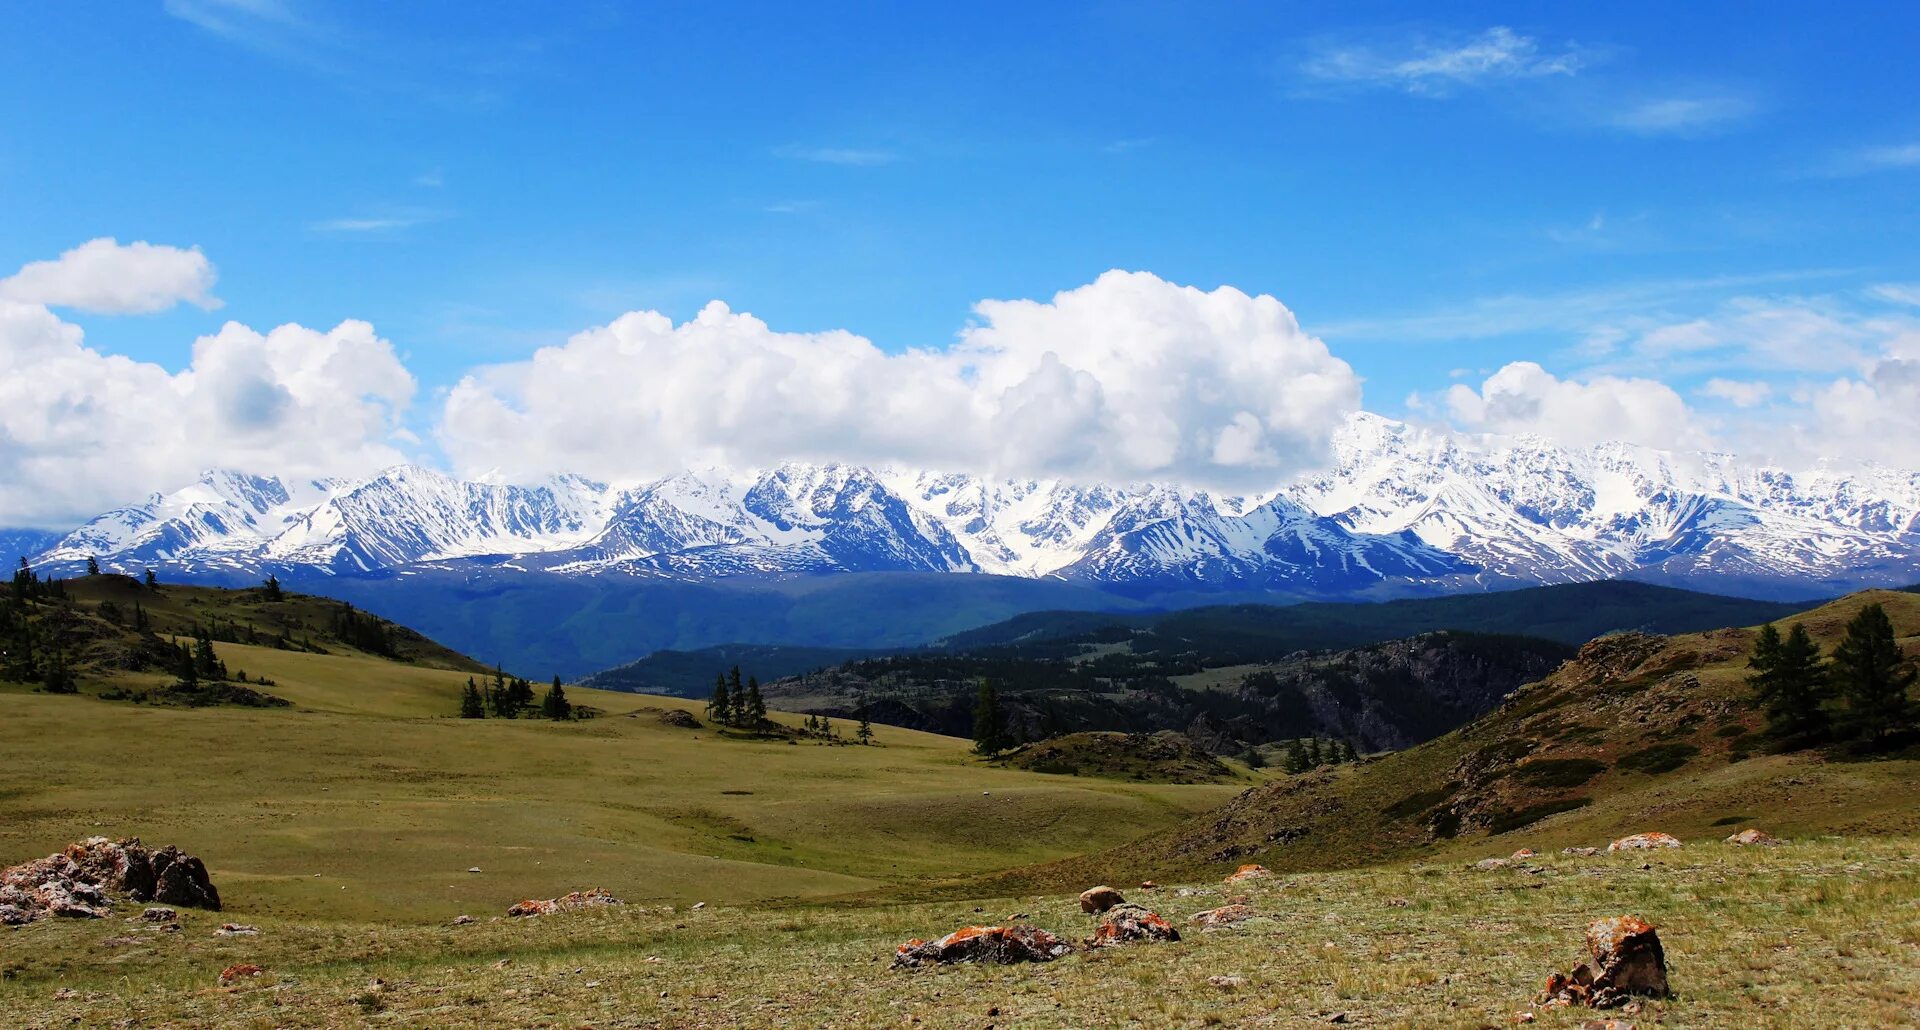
<box><xmin>984</xmin><ymin>589</ymin><xmax>1920</xmax><ymax>892</ymax></box>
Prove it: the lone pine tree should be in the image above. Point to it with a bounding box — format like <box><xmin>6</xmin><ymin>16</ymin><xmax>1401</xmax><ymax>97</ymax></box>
<box><xmin>1831</xmin><ymin>603</ymin><xmax>1916</xmax><ymax>748</ymax></box>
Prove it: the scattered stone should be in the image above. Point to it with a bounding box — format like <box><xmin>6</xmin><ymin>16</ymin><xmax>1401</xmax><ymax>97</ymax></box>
<box><xmin>1607</xmin><ymin>833</ymin><xmax>1681</xmax><ymax>852</ymax></box>
<box><xmin>1580</xmin><ymin>1022</ymin><xmax>1637</xmax><ymax>1030</ymax></box>
<box><xmin>467</xmin><ymin>867</ymin><xmax>482</xmax><ymax>873</ymax></box>
<box><xmin>218</xmin><ymin>963</ymin><xmax>263</xmax><ymax>985</ymax></box>
<box><xmin>892</xmin><ymin>925</ymin><xmax>1075</xmax><ymax>967</ymax></box>
<box><xmin>53</xmin><ymin>988</ymin><xmax>79</xmax><ymax>1000</ymax></box>
<box><xmin>1511</xmin><ymin>848</ymin><xmax>1536</xmax><ymax>860</ymax></box>
<box><xmin>450</xmin><ymin>914</ymin><xmax>476</xmax><ymax>926</ymax></box>
<box><xmin>1088</xmin><ymin>903</ymin><xmax>1180</xmax><ymax>947</ymax></box>
<box><xmin>1138</xmin><ymin>880</ymin><xmax>1158</xmax><ymax>889</ymax></box>
<box><xmin>1724</xmin><ymin>828</ymin><xmax>1780</xmax><ymax>847</ymax></box>
<box><xmin>1538</xmin><ymin>915</ymin><xmax>1671</xmax><ymax>1009</ymax></box>
<box><xmin>1078</xmin><ymin>885</ymin><xmax>1125</xmax><ymax>914</ymax></box>
<box><xmin>1189</xmin><ymin>903</ymin><xmax>1256</xmax><ymax>928</ymax></box>
<box><xmin>1207</xmin><ymin>975</ymin><xmax>1245</xmax><ymax>989</ymax></box>
<box><xmin>1385</xmin><ymin>897</ymin><xmax>1411</xmax><ymax>908</ymax></box>
<box><xmin>692</xmin><ymin>901</ymin><xmax>707</xmax><ymax>910</ymax></box>
<box><xmin>1475</xmin><ymin>858</ymin><xmax>1511</xmax><ymax>871</ymax></box>
<box><xmin>1562</xmin><ymin>847</ymin><xmax>1601</xmax><ymax>857</ymax></box>
<box><xmin>506</xmin><ymin>888</ymin><xmax>623</xmax><ymax>918</ymax></box>
<box><xmin>1327</xmin><ymin>1013</ymin><xmax>1350</xmax><ymax>1024</ymax></box>
<box><xmin>1514</xmin><ymin>1013</ymin><xmax>1535</xmax><ymax>1024</ymax></box>
<box><xmin>1224</xmin><ymin>863</ymin><xmax>1271</xmax><ymax>883</ymax></box>
<box><xmin>216</xmin><ymin>923</ymin><xmax>259</xmax><ymax>936</ymax></box>
<box><xmin>142</xmin><ymin>906</ymin><xmax>176</xmax><ymax>922</ymax></box>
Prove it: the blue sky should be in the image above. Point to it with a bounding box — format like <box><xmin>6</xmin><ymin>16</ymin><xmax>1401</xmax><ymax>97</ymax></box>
<box><xmin>2</xmin><ymin>2</ymin><xmax>1919</xmax><ymax>523</ymax></box>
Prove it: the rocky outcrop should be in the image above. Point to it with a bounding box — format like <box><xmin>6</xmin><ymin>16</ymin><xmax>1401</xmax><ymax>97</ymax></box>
<box><xmin>1539</xmin><ymin>916</ymin><xmax>1670</xmax><ymax>1009</ymax></box>
<box><xmin>505</xmin><ymin>888</ymin><xmax>623</xmax><ymax>917</ymax></box>
<box><xmin>1724</xmin><ymin>828</ymin><xmax>1779</xmax><ymax>846</ymax></box>
<box><xmin>892</xmin><ymin>925</ymin><xmax>1075</xmax><ymax>967</ymax></box>
<box><xmin>1088</xmin><ymin>903</ymin><xmax>1180</xmax><ymax>947</ymax></box>
<box><xmin>1078</xmin><ymin>885</ymin><xmax>1124</xmax><ymax>914</ymax></box>
<box><xmin>0</xmin><ymin>838</ymin><xmax>218</xmax><ymax>925</ymax></box>
<box><xmin>1608</xmin><ymin>832</ymin><xmax>1681</xmax><ymax>852</ymax></box>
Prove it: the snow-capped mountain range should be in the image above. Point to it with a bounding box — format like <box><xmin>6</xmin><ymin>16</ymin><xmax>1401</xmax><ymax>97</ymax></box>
<box><xmin>24</xmin><ymin>414</ymin><xmax>1920</xmax><ymax>600</ymax></box>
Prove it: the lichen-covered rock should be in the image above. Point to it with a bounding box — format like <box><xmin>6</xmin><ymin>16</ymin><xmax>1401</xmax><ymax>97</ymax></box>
<box><xmin>1078</xmin><ymin>885</ymin><xmax>1125</xmax><ymax>914</ymax></box>
<box><xmin>1224</xmin><ymin>863</ymin><xmax>1271</xmax><ymax>883</ymax></box>
<box><xmin>1562</xmin><ymin>846</ymin><xmax>1601</xmax><ymax>857</ymax></box>
<box><xmin>1607</xmin><ymin>833</ymin><xmax>1680</xmax><ymax>852</ymax></box>
<box><xmin>1088</xmin><ymin>903</ymin><xmax>1180</xmax><ymax>947</ymax></box>
<box><xmin>505</xmin><ymin>888</ymin><xmax>623</xmax><ymax>918</ymax></box>
<box><xmin>1724</xmin><ymin>828</ymin><xmax>1779</xmax><ymax>847</ymax></box>
<box><xmin>1189</xmin><ymin>904</ymin><xmax>1256</xmax><ymax>928</ymax></box>
<box><xmin>1475</xmin><ymin>857</ymin><xmax>1511</xmax><ymax>871</ymax></box>
<box><xmin>218</xmin><ymin>963</ymin><xmax>263</xmax><ymax>985</ymax></box>
<box><xmin>892</xmin><ymin>925</ymin><xmax>1074</xmax><ymax>967</ymax></box>
<box><xmin>151</xmin><ymin>848</ymin><xmax>221</xmax><ymax>910</ymax></box>
<box><xmin>1539</xmin><ymin>915</ymin><xmax>1670</xmax><ymax>1009</ymax></box>
<box><xmin>1511</xmin><ymin>848</ymin><xmax>1536</xmax><ymax>859</ymax></box>
<box><xmin>142</xmin><ymin>906</ymin><xmax>176</xmax><ymax>922</ymax></box>
<box><xmin>1</xmin><ymin>838</ymin><xmax>219</xmax><ymax>924</ymax></box>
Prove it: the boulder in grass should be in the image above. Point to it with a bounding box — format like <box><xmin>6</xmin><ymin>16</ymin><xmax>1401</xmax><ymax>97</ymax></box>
<box><xmin>505</xmin><ymin>888</ymin><xmax>622</xmax><ymax>918</ymax></box>
<box><xmin>0</xmin><ymin>838</ymin><xmax>219</xmax><ymax>924</ymax></box>
<box><xmin>219</xmin><ymin>963</ymin><xmax>264</xmax><ymax>986</ymax></box>
<box><xmin>1189</xmin><ymin>903</ymin><xmax>1256</xmax><ymax>928</ymax></box>
<box><xmin>1607</xmin><ymin>833</ymin><xmax>1680</xmax><ymax>852</ymax></box>
<box><xmin>1224</xmin><ymin>863</ymin><xmax>1271</xmax><ymax>884</ymax></box>
<box><xmin>1088</xmin><ymin>903</ymin><xmax>1180</xmax><ymax>947</ymax></box>
<box><xmin>1562</xmin><ymin>846</ymin><xmax>1601</xmax><ymax>857</ymax></box>
<box><xmin>892</xmin><ymin>925</ymin><xmax>1074</xmax><ymax>968</ymax></box>
<box><xmin>1724</xmin><ymin>828</ymin><xmax>1779</xmax><ymax>847</ymax></box>
<box><xmin>1539</xmin><ymin>915</ymin><xmax>1670</xmax><ymax>1009</ymax></box>
<box><xmin>1078</xmin><ymin>885</ymin><xmax>1125</xmax><ymax>914</ymax></box>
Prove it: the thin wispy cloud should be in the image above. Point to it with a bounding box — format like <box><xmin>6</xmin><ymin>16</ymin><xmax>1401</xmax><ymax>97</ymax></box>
<box><xmin>775</xmin><ymin>144</ymin><xmax>899</xmax><ymax>166</ymax></box>
<box><xmin>1870</xmin><ymin>283</ymin><xmax>1920</xmax><ymax>306</ymax></box>
<box><xmin>1313</xmin><ymin>269</ymin><xmax>1851</xmax><ymax>344</ymax></box>
<box><xmin>163</xmin><ymin>0</ymin><xmax>344</xmax><ymax>71</ymax></box>
<box><xmin>1606</xmin><ymin>94</ymin><xmax>1756</xmax><ymax>135</ymax></box>
<box><xmin>1299</xmin><ymin>26</ymin><xmax>1583</xmax><ymax>97</ymax></box>
<box><xmin>309</xmin><ymin>210</ymin><xmax>447</xmax><ymax>234</ymax></box>
<box><xmin>1815</xmin><ymin>142</ymin><xmax>1920</xmax><ymax>178</ymax></box>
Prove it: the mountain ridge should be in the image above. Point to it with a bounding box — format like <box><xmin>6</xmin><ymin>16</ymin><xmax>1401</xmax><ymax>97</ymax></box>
<box><xmin>16</xmin><ymin>413</ymin><xmax>1920</xmax><ymax>603</ymax></box>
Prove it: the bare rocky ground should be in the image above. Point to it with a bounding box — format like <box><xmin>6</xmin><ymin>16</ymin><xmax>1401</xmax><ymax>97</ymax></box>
<box><xmin>2</xmin><ymin>833</ymin><xmax>1915</xmax><ymax>1028</ymax></box>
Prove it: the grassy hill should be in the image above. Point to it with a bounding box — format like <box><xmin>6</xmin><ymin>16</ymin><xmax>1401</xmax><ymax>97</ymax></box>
<box><xmin>979</xmin><ymin>589</ymin><xmax>1920</xmax><ymax>892</ymax></box>
<box><xmin>1</xmin><ymin>580</ymin><xmax>1244</xmax><ymax>924</ymax></box>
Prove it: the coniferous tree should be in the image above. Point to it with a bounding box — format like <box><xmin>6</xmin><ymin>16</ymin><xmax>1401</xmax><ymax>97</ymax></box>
<box><xmin>1307</xmin><ymin>737</ymin><xmax>1324</xmax><ymax>767</ymax></box>
<box><xmin>708</xmin><ymin>674</ymin><xmax>733</xmax><ymax>726</ymax></box>
<box><xmin>507</xmin><ymin>676</ymin><xmax>536</xmax><ymax>713</ymax></box>
<box><xmin>1283</xmin><ymin>739</ymin><xmax>1309</xmax><ymax>774</ymax></box>
<box><xmin>144</xmin><ymin>568</ymin><xmax>158</xmax><ymax>589</ymax></box>
<box><xmin>820</xmin><ymin>715</ymin><xmax>834</xmax><ymax>738</ymax></box>
<box><xmin>1831</xmin><ymin>603</ymin><xmax>1915</xmax><ymax>748</ymax></box>
<box><xmin>727</xmin><ymin>666</ymin><xmax>746</xmax><ymax>725</ymax></box>
<box><xmin>972</xmin><ymin>680</ymin><xmax>1009</xmax><ymax>755</ymax></box>
<box><xmin>460</xmin><ymin>679</ymin><xmax>486</xmax><ymax>718</ymax></box>
<box><xmin>541</xmin><ymin>675</ymin><xmax>572</xmax><ymax>720</ymax></box>
<box><xmin>856</xmin><ymin>693</ymin><xmax>873</xmax><ymax>745</ymax></box>
<box><xmin>41</xmin><ymin>649</ymin><xmax>76</xmax><ymax>694</ymax></box>
<box><xmin>1769</xmin><ymin>624</ymin><xmax>1831</xmax><ymax>743</ymax></box>
<box><xmin>85</xmin><ymin>556</ymin><xmax>100</xmax><ymax>576</ymax></box>
<box><xmin>741</xmin><ymin>676</ymin><xmax>765</xmax><ymax>728</ymax></box>
<box><xmin>262</xmin><ymin>574</ymin><xmax>284</xmax><ymax>601</ymax></box>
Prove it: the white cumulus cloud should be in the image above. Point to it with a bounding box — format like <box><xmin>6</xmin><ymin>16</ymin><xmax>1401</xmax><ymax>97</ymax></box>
<box><xmin>437</xmin><ymin>270</ymin><xmax>1363</xmax><ymax>489</ymax></box>
<box><xmin>0</xmin><ymin>300</ymin><xmax>414</xmax><ymax>526</ymax></box>
<box><xmin>1442</xmin><ymin>361</ymin><xmax>1709</xmax><ymax>451</ymax></box>
<box><xmin>0</xmin><ymin>238</ymin><xmax>220</xmax><ymax>314</ymax></box>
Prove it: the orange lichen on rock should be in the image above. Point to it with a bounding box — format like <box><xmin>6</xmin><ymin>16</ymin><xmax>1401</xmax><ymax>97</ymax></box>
<box><xmin>505</xmin><ymin>888</ymin><xmax>622</xmax><ymax>918</ymax></box>
<box><xmin>1189</xmin><ymin>903</ymin><xmax>1256</xmax><ymax>928</ymax></box>
<box><xmin>1224</xmin><ymin>863</ymin><xmax>1271</xmax><ymax>883</ymax></box>
<box><xmin>1607</xmin><ymin>832</ymin><xmax>1681</xmax><ymax>852</ymax></box>
<box><xmin>1088</xmin><ymin>903</ymin><xmax>1180</xmax><ymax>947</ymax></box>
<box><xmin>218</xmin><ymin>963</ymin><xmax>263</xmax><ymax>985</ymax></box>
<box><xmin>892</xmin><ymin>924</ymin><xmax>1074</xmax><ymax>967</ymax></box>
<box><xmin>1538</xmin><ymin>915</ymin><xmax>1669</xmax><ymax>1009</ymax></box>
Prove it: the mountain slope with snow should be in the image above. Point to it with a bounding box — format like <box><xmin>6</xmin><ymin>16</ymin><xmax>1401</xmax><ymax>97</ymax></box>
<box><xmin>23</xmin><ymin>414</ymin><xmax>1920</xmax><ymax>599</ymax></box>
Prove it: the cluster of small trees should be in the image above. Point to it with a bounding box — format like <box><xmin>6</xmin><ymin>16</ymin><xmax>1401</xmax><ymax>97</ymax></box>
<box><xmin>972</xmin><ymin>680</ymin><xmax>1011</xmax><ymax>755</ymax></box>
<box><xmin>1747</xmin><ymin>602</ymin><xmax>1916</xmax><ymax>751</ymax></box>
<box><xmin>706</xmin><ymin>666</ymin><xmax>768</xmax><ymax>730</ymax></box>
<box><xmin>329</xmin><ymin>604</ymin><xmax>398</xmax><ymax>658</ymax></box>
<box><xmin>1281</xmin><ymin>736</ymin><xmax>1359</xmax><ymax>773</ymax></box>
<box><xmin>460</xmin><ymin>668</ymin><xmax>574</xmax><ymax>720</ymax></box>
<box><xmin>801</xmin><ymin>699</ymin><xmax>875</xmax><ymax>744</ymax></box>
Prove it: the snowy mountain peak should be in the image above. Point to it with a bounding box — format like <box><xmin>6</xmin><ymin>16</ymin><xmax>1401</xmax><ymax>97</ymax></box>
<box><xmin>29</xmin><ymin>415</ymin><xmax>1920</xmax><ymax>598</ymax></box>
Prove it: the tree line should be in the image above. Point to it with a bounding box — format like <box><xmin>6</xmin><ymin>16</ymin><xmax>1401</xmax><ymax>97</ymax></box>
<box><xmin>1747</xmin><ymin>602</ymin><xmax>1916</xmax><ymax>752</ymax></box>
<box><xmin>459</xmin><ymin>668</ymin><xmax>576</xmax><ymax>721</ymax></box>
